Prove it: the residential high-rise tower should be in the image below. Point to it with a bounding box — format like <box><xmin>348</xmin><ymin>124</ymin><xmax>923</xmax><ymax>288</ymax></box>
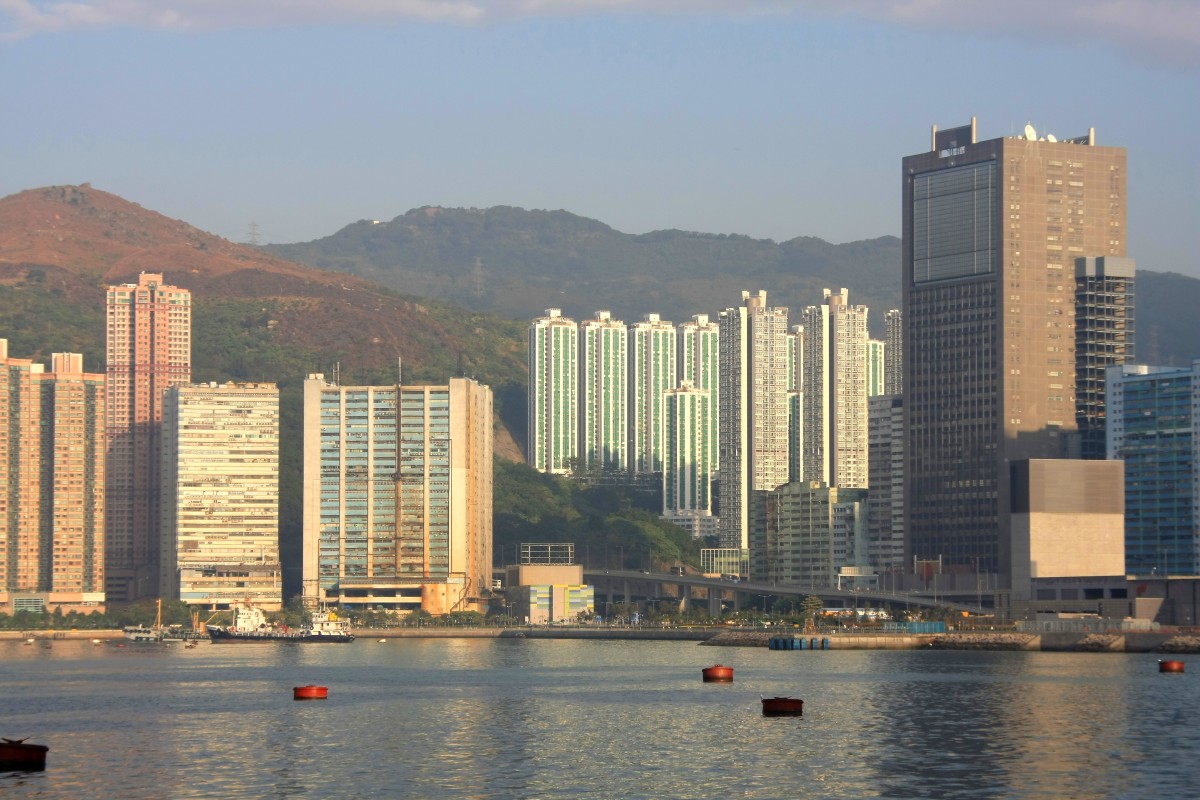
<box><xmin>718</xmin><ymin>291</ymin><xmax>790</xmax><ymax>552</ymax></box>
<box><xmin>105</xmin><ymin>272</ymin><xmax>191</xmax><ymax>602</ymax></box>
<box><xmin>0</xmin><ymin>342</ymin><xmax>106</xmax><ymax>612</ymax></box>
<box><xmin>579</xmin><ymin>311</ymin><xmax>628</xmax><ymax>472</ymax></box>
<box><xmin>528</xmin><ymin>309</ymin><xmax>577</xmax><ymax>474</ymax></box>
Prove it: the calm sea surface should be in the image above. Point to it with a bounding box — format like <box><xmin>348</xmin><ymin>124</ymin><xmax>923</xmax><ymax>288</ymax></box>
<box><xmin>2</xmin><ymin>638</ymin><xmax>1197</xmax><ymax>799</ymax></box>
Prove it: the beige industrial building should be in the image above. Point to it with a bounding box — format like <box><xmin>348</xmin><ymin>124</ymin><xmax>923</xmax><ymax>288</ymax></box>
<box><xmin>160</xmin><ymin>382</ymin><xmax>282</xmax><ymax>610</ymax></box>
<box><xmin>303</xmin><ymin>375</ymin><xmax>493</xmax><ymax>616</ymax></box>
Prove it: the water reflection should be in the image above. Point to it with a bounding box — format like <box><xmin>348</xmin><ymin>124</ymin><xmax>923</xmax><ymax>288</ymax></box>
<box><xmin>2</xmin><ymin>640</ymin><xmax>1198</xmax><ymax>798</ymax></box>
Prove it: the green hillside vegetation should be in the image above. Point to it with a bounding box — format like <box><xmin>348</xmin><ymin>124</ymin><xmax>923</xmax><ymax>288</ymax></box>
<box><xmin>493</xmin><ymin>460</ymin><xmax>704</xmax><ymax>571</ymax></box>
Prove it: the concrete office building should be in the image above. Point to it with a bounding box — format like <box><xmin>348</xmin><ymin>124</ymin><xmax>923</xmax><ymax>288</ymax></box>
<box><xmin>752</xmin><ymin>482</ymin><xmax>869</xmax><ymax>588</ymax></box>
<box><xmin>1107</xmin><ymin>362</ymin><xmax>1200</xmax><ymax>576</ymax></box>
<box><xmin>303</xmin><ymin>375</ymin><xmax>493</xmax><ymax>615</ymax></box>
<box><xmin>105</xmin><ymin>272</ymin><xmax>191</xmax><ymax>603</ymax></box>
<box><xmin>717</xmin><ymin>291</ymin><xmax>790</xmax><ymax>554</ymax></box>
<box><xmin>677</xmin><ymin>314</ymin><xmax>720</xmax><ymax>472</ymax></box>
<box><xmin>0</xmin><ymin>343</ymin><xmax>105</xmax><ymax>613</ymax></box>
<box><xmin>1076</xmin><ymin>256</ymin><xmax>1136</xmax><ymax>460</ymax></box>
<box><xmin>1009</xmin><ymin>459</ymin><xmax>1127</xmax><ymax>618</ymax></box>
<box><xmin>629</xmin><ymin>313</ymin><xmax>676</xmax><ymax>475</ymax></box>
<box><xmin>903</xmin><ymin>118</ymin><xmax>1126</xmax><ymax>582</ymax></box>
<box><xmin>579</xmin><ymin>311</ymin><xmax>628</xmax><ymax>472</ymax></box>
<box><xmin>160</xmin><ymin>382</ymin><xmax>281</xmax><ymax>609</ymax></box>
<box><xmin>802</xmin><ymin>288</ymin><xmax>869</xmax><ymax>489</ymax></box>
<box><xmin>528</xmin><ymin>309</ymin><xmax>577</xmax><ymax>474</ymax></box>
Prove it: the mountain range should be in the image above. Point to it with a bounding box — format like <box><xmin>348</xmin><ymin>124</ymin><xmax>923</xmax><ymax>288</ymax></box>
<box><xmin>267</xmin><ymin>203</ymin><xmax>1199</xmax><ymax>367</ymax></box>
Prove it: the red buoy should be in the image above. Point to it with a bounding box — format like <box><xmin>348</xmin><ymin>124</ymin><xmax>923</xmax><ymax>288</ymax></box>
<box><xmin>761</xmin><ymin>696</ymin><xmax>804</xmax><ymax>716</ymax></box>
<box><xmin>1159</xmin><ymin>660</ymin><xmax>1186</xmax><ymax>674</ymax></box>
<box><xmin>293</xmin><ymin>685</ymin><xmax>329</xmax><ymax>700</ymax></box>
<box><xmin>702</xmin><ymin>665</ymin><xmax>734</xmax><ymax>682</ymax></box>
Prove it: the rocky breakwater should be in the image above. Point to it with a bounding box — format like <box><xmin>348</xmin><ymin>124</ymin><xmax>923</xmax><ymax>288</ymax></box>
<box><xmin>701</xmin><ymin>630</ymin><xmax>773</xmax><ymax>647</ymax></box>
<box><xmin>929</xmin><ymin>632</ymin><xmax>1038</xmax><ymax>651</ymax></box>
<box><xmin>1157</xmin><ymin>635</ymin><xmax>1200</xmax><ymax>654</ymax></box>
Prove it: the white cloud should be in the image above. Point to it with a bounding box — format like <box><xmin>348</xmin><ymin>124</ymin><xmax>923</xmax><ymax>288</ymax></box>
<box><xmin>2</xmin><ymin>0</ymin><xmax>1197</xmax><ymax>66</ymax></box>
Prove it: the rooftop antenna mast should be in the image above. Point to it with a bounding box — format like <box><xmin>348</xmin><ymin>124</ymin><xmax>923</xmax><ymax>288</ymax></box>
<box><xmin>398</xmin><ymin>356</ymin><xmax>402</xmax><ymax>387</ymax></box>
<box><xmin>333</xmin><ymin>361</ymin><xmax>340</xmax><ymax>387</ymax></box>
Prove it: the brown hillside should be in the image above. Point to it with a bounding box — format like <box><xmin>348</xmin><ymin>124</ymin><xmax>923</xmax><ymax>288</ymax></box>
<box><xmin>0</xmin><ymin>184</ymin><xmax>527</xmax><ymax>457</ymax></box>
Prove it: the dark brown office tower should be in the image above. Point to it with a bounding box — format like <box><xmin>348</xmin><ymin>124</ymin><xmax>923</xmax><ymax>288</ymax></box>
<box><xmin>1075</xmin><ymin>256</ymin><xmax>1135</xmax><ymax>460</ymax></box>
<box><xmin>902</xmin><ymin>118</ymin><xmax>1126</xmax><ymax>584</ymax></box>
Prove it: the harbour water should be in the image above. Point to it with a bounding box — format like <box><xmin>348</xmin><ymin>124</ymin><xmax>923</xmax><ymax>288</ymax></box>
<box><xmin>3</xmin><ymin>638</ymin><xmax>1198</xmax><ymax>799</ymax></box>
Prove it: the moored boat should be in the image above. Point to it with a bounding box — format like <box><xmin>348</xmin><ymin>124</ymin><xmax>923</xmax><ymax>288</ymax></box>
<box><xmin>761</xmin><ymin>696</ymin><xmax>804</xmax><ymax>716</ymax></box>
<box><xmin>0</xmin><ymin>738</ymin><xmax>49</xmax><ymax>771</ymax></box>
<box><xmin>208</xmin><ymin>603</ymin><xmax>354</xmax><ymax>643</ymax></box>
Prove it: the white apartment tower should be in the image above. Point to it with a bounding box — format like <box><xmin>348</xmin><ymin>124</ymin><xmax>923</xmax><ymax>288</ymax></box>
<box><xmin>867</xmin><ymin>339</ymin><xmax>887</xmax><ymax>397</ymax></box>
<box><xmin>528</xmin><ymin>309</ymin><xmax>577</xmax><ymax>474</ymax></box>
<box><xmin>662</xmin><ymin>381</ymin><xmax>716</xmax><ymax>538</ymax></box>
<box><xmin>718</xmin><ymin>291</ymin><xmax>790</xmax><ymax>550</ymax></box>
<box><xmin>629</xmin><ymin>313</ymin><xmax>676</xmax><ymax>474</ymax></box>
<box><xmin>160</xmin><ymin>382</ymin><xmax>282</xmax><ymax>609</ymax></box>
<box><xmin>579</xmin><ymin>311</ymin><xmax>628</xmax><ymax>472</ymax></box>
<box><xmin>801</xmin><ymin>288</ymin><xmax>869</xmax><ymax>489</ymax></box>
<box><xmin>677</xmin><ymin>314</ymin><xmax>720</xmax><ymax>472</ymax></box>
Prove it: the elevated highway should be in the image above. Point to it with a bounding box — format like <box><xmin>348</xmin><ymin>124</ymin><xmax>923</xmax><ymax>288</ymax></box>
<box><xmin>582</xmin><ymin>569</ymin><xmax>988</xmax><ymax>617</ymax></box>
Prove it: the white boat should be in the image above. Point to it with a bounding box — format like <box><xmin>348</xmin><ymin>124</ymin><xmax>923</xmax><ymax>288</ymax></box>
<box><xmin>123</xmin><ymin>625</ymin><xmax>163</xmax><ymax>642</ymax></box>
<box><xmin>208</xmin><ymin>602</ymin><xmax>354</xmax><ymax>643</ymax></box>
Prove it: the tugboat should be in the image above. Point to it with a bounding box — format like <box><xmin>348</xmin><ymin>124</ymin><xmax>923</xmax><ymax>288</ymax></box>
<box><xmin>207</xmin><ymin>603</ymin><xmax>354</xmax><ymax>643</ymax></box>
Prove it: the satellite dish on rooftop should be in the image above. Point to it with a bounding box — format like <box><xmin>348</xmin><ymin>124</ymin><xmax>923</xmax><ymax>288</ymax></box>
<box><xmin>1046</xmin><ymin>134</ymin><xmax>1057</xmax><ymax>143</ymax></box>
<box><xmin>1024</xmin><ymin>123</ymin><xmax>1037</xmax><ymax>141</ymax></box>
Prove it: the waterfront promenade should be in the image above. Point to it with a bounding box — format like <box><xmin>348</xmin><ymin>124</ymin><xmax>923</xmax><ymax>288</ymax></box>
<box><xmin>7</xmin><ymin>626</ymin><xmax>1199</xmax><ymax>652</ymax></box>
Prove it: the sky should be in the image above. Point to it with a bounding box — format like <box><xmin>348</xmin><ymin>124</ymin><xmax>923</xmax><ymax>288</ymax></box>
<box><xmin>1</xmin><ymin>1</ymin><xmax>1198</xmax><ymax>276</ymax></box>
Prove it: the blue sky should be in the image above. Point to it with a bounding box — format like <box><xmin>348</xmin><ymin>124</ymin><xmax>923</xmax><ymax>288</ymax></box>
<box><xmin>2</xmin><ymin>1</ymin><xmax>1197</xmax><ymax>277</ymax></box>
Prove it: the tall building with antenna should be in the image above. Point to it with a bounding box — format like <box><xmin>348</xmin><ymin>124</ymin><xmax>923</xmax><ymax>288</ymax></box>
<box><xmin>903</xmin><ymin>117</ymin><xmax>1126</xmax><ymax>583</ymax></box>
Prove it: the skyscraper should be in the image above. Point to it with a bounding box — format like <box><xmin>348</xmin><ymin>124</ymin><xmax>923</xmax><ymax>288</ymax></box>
<box><xmin>801</xmin><ymin>288</ymin><xmax>869</xmax><ymax>489</ymax></box>
<box><xmin>579</xmin><ymin>311</ymin><xmax>628</xmax><ymax>472</ymax></box>
<box><xmin>718</xmin><ymin>291</ymin><xmax>790</xmax><ymax>552</ymax></box>
<box><xmin>628</xmin><ymin>313</ymin><xmax>676</xmax><ymax>474</ymax></box>
<box><xmin>0</xmin><ymin>342</ymin><xmax>106</xmax><ymax>612</ymax></box>
<box><xmin>1076</xmin><ymin>256</ymin><xmax>1136</xmax><ymax>460</ymax></box>
<box><xmin>105</xmin><ymin>272</ymin><xmax>191</xmax><ymax>602</ymax></box>
<box><xmin>903</xmin><ymin>118</ymin><xmax>1126</xmax><ymax>580</ymax></box>
<box><xmin>677</xmin><ymin>314</ymin><xmax>720</xmax><ymax>472</ymax></box>
<box><xmin>528</xmin><ymin>308</ymin><xmax>577</xmax><ymax>474</ymax></box>
<box><xmin>160</xmin><ymin>382</ymin><xmax>281</xmax><ymax>609</ymax></box>
<box><xmin>303</xmin><ymin>375</ymin><xmax>493</xmax><ymax>614</ymax></box>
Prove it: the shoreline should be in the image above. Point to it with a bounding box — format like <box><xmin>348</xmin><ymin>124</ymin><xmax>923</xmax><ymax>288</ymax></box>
<box><xmin>7</xmin><ymin>627</ymin><xmax>1199</xmax><ymax>653</ymax></box>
